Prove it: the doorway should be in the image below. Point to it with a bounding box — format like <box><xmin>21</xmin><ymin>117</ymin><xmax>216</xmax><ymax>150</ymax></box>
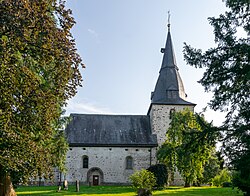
<box><xmin>93</xmin><ymin>175</ymin><xmax>99</xmax><ymax>186</ymax></box>
<box><xmin>87</xmin><ymin>167</ymin><xmax>103</xmax><ymax>186</ymax></box>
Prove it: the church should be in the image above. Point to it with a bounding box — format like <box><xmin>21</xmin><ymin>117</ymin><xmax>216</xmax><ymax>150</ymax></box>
<box><xmin>64</xmin><ymin>23</ymin><xmax>196</xmax><ymax>186</ymax></box>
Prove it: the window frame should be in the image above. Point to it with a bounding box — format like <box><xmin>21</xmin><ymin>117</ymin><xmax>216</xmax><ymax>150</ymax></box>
<box><xmin>126</xmin><ymin>156</ymin><xmax>133</xmax><ymax>169</ymax></box>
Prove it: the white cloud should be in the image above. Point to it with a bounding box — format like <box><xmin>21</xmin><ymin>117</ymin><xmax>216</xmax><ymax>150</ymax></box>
<box><xmin>65</xmin><ymin>99</ymin><xmax>113</xmax><ymax>115</ymax></box>
<box><xmin>87</xmin><ymin>28</ymin><xmax>98</xmax><ymax>38</ymax></box>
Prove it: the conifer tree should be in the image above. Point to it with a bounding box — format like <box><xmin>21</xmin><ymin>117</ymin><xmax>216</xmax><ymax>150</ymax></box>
<box><xmin>183</xmin><ymin>0</ymin><xmax>249</xmax><ymax>194</ymax></box>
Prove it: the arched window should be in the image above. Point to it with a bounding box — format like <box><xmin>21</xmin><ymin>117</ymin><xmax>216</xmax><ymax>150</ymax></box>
<box><xmin>83</xmin><ymin>155</ymin><xmax>89</xmax><ymax>168</ymax></box>
<box><xmin>126</xmin><ymin>156</ymin><xmax>133</xmax><ymax>169</ymax></box>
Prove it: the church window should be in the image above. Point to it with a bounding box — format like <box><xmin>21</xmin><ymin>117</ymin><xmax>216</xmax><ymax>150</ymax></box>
<box><xmin>126</xmin><ymin>156</ymin><xmax>133</xmax><ymax>169</ymax></box>
<box><xmin>83</xmin><ymin>156</ymin><xmax>89</xmax><ymax>168</ymax></box>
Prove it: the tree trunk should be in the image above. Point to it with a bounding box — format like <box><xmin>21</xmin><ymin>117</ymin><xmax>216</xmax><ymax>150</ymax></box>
<box><xmin>184</xmin><ymin>177</ymin><xmax>191</xmax><ymax>187</ymax></box>
<box><xmin>0</xmin><ymin>166</ymin><xmax>16</xmax><ymax>196</ymax></box>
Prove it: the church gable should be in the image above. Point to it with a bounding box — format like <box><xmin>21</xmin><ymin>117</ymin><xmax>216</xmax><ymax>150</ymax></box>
<box><xmin>66</xmin><ymin>114</ymin><xmax>158</xmax><ymax>147</ymax></box>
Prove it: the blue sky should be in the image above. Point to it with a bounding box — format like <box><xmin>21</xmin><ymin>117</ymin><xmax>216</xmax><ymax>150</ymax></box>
<box><xmin>65</xmin><ymin>0</ymin><xmax>227</xmax><ymax>126</ymax></box>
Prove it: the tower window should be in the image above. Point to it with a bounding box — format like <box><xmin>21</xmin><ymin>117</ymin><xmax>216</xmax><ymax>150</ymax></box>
<box><xmin>83</xmin><ymin>155</ymin><xmax>89</xmax><ymax>168</ymax></box>
<box><xmin>126</xmin><ymin>156</ymin><xmax>133</xmax><ymax>169</ymax></box>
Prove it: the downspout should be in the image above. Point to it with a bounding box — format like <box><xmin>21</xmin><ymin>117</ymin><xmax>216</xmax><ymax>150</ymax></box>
<box><xmin>149</xmin><ymin>148</ymin><xmax>152</xmax><ymax>166</ymax></box>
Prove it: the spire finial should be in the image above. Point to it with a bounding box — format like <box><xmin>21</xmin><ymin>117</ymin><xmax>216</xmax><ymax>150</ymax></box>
<box><xmin>167</xmin><ymin>11</ymin><xmax>171</xmax><ymax>31</ymax></box>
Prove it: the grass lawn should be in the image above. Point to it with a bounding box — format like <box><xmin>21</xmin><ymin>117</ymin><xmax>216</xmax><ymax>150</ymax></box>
<box><xmin>16</xmin><ymin>185</ymin><xmax>243</xmax><ymax>196</ymax></box>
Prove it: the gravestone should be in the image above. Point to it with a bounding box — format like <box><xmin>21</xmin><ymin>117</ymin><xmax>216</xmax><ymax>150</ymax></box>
<box><xmin>76</xmin><ymin>180</ymin><xmax>79</xmax><ymax>192</ymax></box>
<box><xmin>63</xmin><ymin>180</ymin><xmax>68</xmax><ymax>190</ymax></box>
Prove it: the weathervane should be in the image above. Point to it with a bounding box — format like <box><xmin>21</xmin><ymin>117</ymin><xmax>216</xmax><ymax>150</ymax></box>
<box><xmin>167</xmin><ymin>10</ymin><xmax>171</xmax><ymax>31</ymax></box>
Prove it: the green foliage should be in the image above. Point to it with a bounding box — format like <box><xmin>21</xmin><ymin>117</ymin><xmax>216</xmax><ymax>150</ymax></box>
<box><xmin>222</xmin><ymin>182</ymin><xmax>232</xmax><ymax>187</ymax></box>
<box><xmin>201</xmin><ymin>152</ymin><xmax>221</xmax><ymax>184</ymax></box>
<box><xmin>129</xmin><ymin>169</ymin><xmax>156</xmax><ymax>194</ymax></box>
<box><xmin>0</xmin><ymin>0</ymin><xmax>83</xmax><ymax>192</ymax></box>
<box><xmin>232</xmin><ymin>171</ymin><xmax>250</xmax><ymax>195</ymax></box>
<box><xmin>216</xmin><ymin>151</ymin><xmax>225</xmax><ymax>170</ymax></box>
<box><xmin>147</xmin><ymin>164</ymin><xmax>168</xmax><ymax>188</ymax></box>
<box><xmin>212</xmin><ymin>169</ymin><xmax>231</xmax><ymax>187</ymax></box>
<box><xmin>157</xmin><ymin>109</ymin><xmax>219</xmax><ymax>187</ymax></box>
<box><xmin>183</xmin><ymin>0</ymin><xmax>249</xmax><ymax>194</ymax></box>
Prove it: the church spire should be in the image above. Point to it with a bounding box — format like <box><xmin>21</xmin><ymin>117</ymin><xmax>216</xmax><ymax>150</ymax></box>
<box><xmin>150</xmin><ymin>20</ymin><xmax>195</xmax><ymax>105</ymax></box>
<box><xmin>159</xmin><ymin>12</ymin><xmax>178</xmax><ymax>71</ymax></box>
<box><xmin>167</xmin><ymin>11</ymin><xmax>171</xmax><ymax>32</ymax></box>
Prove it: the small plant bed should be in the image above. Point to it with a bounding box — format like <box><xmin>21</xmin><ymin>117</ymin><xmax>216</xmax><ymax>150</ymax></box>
<box><xmin>16</xmin><ymin>185</ymin><xmax>243</xmax><ymax>196</ymax></box>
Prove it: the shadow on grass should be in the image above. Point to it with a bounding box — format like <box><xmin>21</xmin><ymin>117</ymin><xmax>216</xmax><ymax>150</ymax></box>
<box><xmin>164</xmin><ymin>187</ymin><xmax>182</xmax><ymax>190</ymax></box>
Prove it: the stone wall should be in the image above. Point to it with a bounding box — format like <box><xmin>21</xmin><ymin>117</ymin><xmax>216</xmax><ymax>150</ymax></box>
<box><xmin>149</xmin><ymin>104</ymin><xmax>194</xmax><ymax>186</ymax></box>
<box><xmin>63</xmin><ymin>104</ymin><xmax>195</xmax><ymax>185</ymax></box>
<box><xmin>149</xmin><ymin>104</ymin><xmax>194</xmax><ymax>146</ymax></box>
<box><xmin>65</xmin><ymin>146</ymin><xmax>157</xmax><ymax>184</ymax></box>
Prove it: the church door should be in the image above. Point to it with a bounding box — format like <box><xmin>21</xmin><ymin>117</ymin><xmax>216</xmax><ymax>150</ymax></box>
<box><xmin>93</xmin><ymin>175</ymin><xmax>99</xmax><ymax>186</ymax></box>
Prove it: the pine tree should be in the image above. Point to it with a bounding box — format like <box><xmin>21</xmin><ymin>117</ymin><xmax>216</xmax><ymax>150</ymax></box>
<box><xmin>183</xmin><ymin>0</ymin><xmax>249</xmax><ymax>194</ymax></box>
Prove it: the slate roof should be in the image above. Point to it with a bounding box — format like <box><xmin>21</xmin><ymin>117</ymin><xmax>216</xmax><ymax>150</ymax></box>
<box><xmin>66</xmin><ymin>114</ymin><xmax>158</xmax><ymax>147</ymax></box>
<box><xmin>151</xmin><ymin>26</ymin><xmax>195</xmax><ymax>106</ymax></box>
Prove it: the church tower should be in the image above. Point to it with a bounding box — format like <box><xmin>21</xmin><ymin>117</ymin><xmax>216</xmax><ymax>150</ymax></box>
<box><xmin>148</xmin><ymin>22</ymin><xmax>196</xmax><ymax>146</ymax></box>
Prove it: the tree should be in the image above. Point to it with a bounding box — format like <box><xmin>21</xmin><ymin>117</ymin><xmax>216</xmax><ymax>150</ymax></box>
<box><xmin>0</xmin><ymin>0</ymin><xmax>83</xmax><ymax>195</ymax></box>
<box><xmin>130</xmin><ymin>169</ymin><xmax>156</xmax><ymax>196</ymax></box>
<box><xmin>201</xmin><ymin>152</ymin><xmax>221</xmax><ymax>185</ymax></box>
<box><xmin>157</xmin><ymin>109</ymin><xmax>218</xmax><ymax>187</ymax></box>
<box><xmin>147</xmin><ymin>164</ymin><xmax>168</xmax><ymax>188</ymax></box>
<box><xmin>183</xmin><ymin>0</ymin><xmax>249</xmax><ymax>194</ymax></box>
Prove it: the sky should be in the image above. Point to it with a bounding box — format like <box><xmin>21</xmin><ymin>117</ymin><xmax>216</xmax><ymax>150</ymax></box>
<box><xmin>64</xmin><ymin>0</ymin><xmax>228</xmax><ymax>126</ymax></box>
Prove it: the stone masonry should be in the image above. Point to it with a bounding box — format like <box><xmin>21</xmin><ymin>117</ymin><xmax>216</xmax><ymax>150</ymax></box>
<box><xmin>149</xmin><ymin>104</ymin><xmax>194</xmax><ymax>146</ymax></box>
<box><xmin>65</xmin><ymin>147</ymin><xmax>157</xmax><ymax>184</ymax></box>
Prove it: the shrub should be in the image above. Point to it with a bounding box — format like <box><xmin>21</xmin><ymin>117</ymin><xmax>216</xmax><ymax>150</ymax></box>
<box><xmin>232</xmin><ymin>171</ymin><xmax>250</xmax><ymax>196</ymax></box>
<box><xmin>212</xmin><ymin>169</ymin><xmax>231</xmax><ymax>187</ymax></box>
<box><xmin>213</xmin><ymin>175</ymin><xmax>221</xmax><ymax>187</ymax></box>
<box><xmin>222</xmin><ymin>182</ymin><xmax>232</xmax><ymax>187</ymax></box>
<box><xmin>147</xmin><ymin>164</ymin><xmax>168</xmax><ymax>188</ymax></box>
<box><xmin>130</xmin><ymin>169</ymin><xmax>156</xmax><ymax>196</ymax></box>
